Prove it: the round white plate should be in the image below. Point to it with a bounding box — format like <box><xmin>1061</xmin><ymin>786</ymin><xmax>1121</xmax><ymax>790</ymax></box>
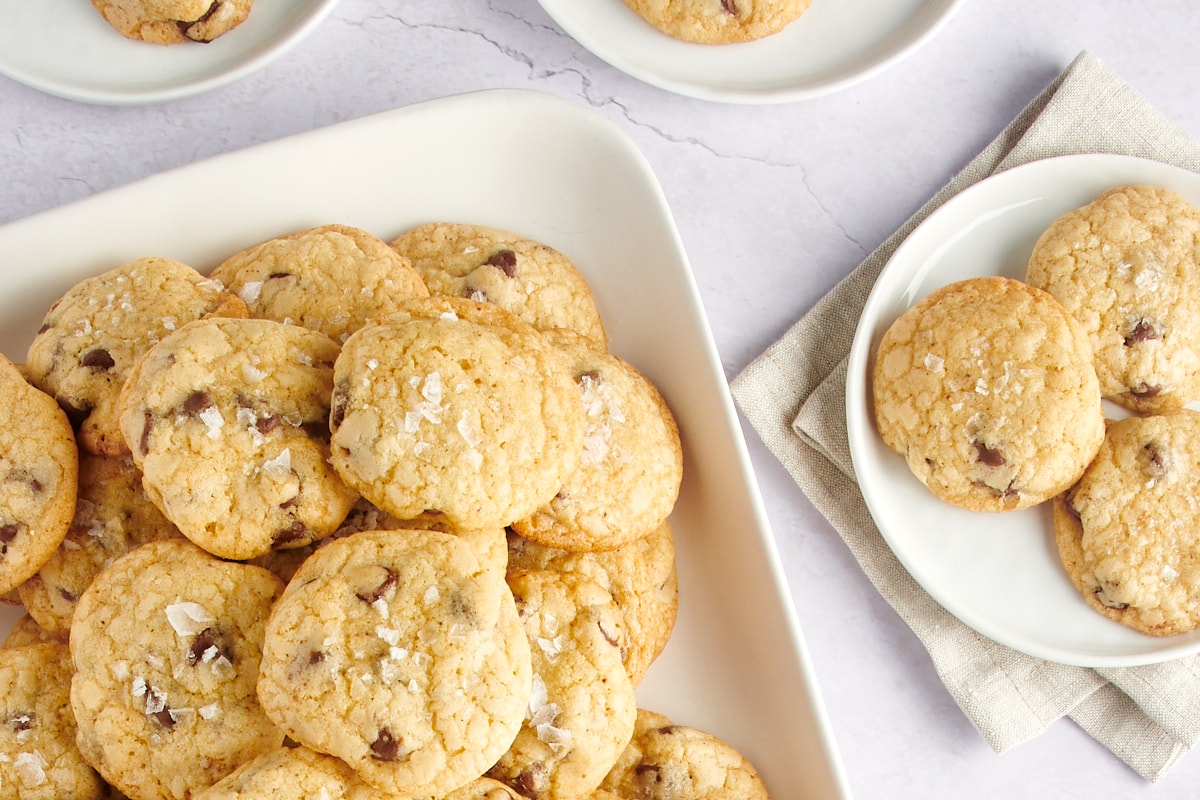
<box><xmin>0</xmin><ymin>0</ymin><xmax>339</xmax><ymax>105</ymax></box>
<box><xmin>846</xmin><ymin>153</ymin><xmax>1200</xmax><ymax>667</ymax></box>
<box><xmin>535</xmin><ymin>0</ymin><xmax>963</xmax><ymax>103</ymax></box>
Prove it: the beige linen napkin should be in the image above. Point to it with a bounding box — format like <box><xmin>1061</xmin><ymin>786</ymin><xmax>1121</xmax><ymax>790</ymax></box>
<box><xmin>731</xmin><ymin>51</ymin><xmax>1200</xmax><ymax>782</ymax></box>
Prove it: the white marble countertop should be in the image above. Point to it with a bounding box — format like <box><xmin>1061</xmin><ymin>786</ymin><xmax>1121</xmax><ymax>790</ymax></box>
<box><xmin>4</xmin><ymin>1</ymin><xmax>1200</xmax><ymax>797</ymax></box>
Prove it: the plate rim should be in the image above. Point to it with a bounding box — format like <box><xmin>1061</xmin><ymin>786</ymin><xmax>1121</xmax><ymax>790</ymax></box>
<box><xmin>846</xmin><ymin>152</ymin><xmax>1200</xmax><ymax>668</ymax></box>
<box><xmin>0</xmin><ymin>0</ymin><xmax>341</xmax><ymax>105</ymax></box>
<box><xmin>534</xmin><ymin>0</ymin><xmax>966</xmax><ymax>104</ymax></box>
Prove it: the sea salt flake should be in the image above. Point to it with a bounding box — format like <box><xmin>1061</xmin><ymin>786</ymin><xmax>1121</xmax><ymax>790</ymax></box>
<box><xmin>198</xmin><ymin>704</ymin><xmax>220</xmax><ymax>720</ymax></box>
<box><xmin>242</xmin><ymin>362</ymin><xmax>268</xmax><ymax>383</ymax></box>
<box><xmin>239</xmin><ymin>281</ymin><xmax>263</xmax><ymax>305</ymax></box>
<box><xmin>263</xmin><ymin>448</ymin><xmax>292</xmax><ymax>477</ymax></box>
<box><xmin>424</xmin><ymin>585</ymin><xmax>440</xmax><ymax>604</ymax></box>
<box><xmin>537</xmin><ymin>723</ymin><xmax>573</xmax><ymax>752</ymax></box>
<box><xmin>376</xmin><ymin>626</ymin><xmax>401</xmax><ymax>646</ymax></box>
<box><xmin>1162</xmin><ymin>564</ymin><xmax>1180</xmax><ymax>581</ymax></box>
<box><xmin>537</xmin><ymin>635</ymin><xmax>566</xmax><ymax>660</ymax></box>
<box><xmin>198</xmin><ymin>406</ymin><xmax>225</xmax><ymax>439</ymax></box>
<box><xmin>166</xmin><ymin>601</ymin><xmax>214</xmax><ymax>636</ymax></box>
<box><xmin>923</xmin><ymin>353</ymin><xmax>944</xmax><ymax>373</ymax></box>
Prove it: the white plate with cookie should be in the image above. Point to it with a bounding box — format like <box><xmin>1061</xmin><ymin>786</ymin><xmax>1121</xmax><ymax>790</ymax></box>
<box><xmin>0</xmin><ymin>0</ymin><xmax>339</xmax><ymax>105</ymax></box>
<box><xmin>846</xmin><ymin>152</ymin><xmax>1200</xmax><ymax>668</ymax></box>
<box><xmin>535</xmin><ymin>0</ymin><xmax>964</xmax><ymax>103</ymax></box>
<box><xmin>0</xmin><ymin>89</ymin><xmax>851</xmax><ymax>799</ymax></box>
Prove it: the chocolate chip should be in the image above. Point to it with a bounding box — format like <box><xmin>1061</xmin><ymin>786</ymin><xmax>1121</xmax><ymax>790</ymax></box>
<box><xmin>37</xmin><ymin>323</ymin><xmax>51</xmax><ymax>335</ymax></box>
<box><xmin>186</xmin><ymin>628</ymin><xmax>229</xmax><ymax>666</ymax></box>
<box><xmin>80</xmin><ymin>348</ymin><xmax>115</xmax><ymax>371</ymax></box>
<box><xmin>973</xmin><ymin>441</ymin><xmax>1006</xmax><ymax>467</ymax></box>
<box><xmin>483</xmin><ymin>250</ymin><xmax>518</xmax><ymax>277</ymax></box>
<box><xmin>1131</xmin><ymin>382</ymin><xmax>1163</xmax><ymax>398</ymax></box>
<box><xmin>370</xmin><ymin>728</ymin><xmax>400</xmax><ymax>761</ymax></box>
<box><xmin>1094</xmin><ymin>584</ymin><xmax>1129</xmax><ymax>610</ymax></box>
<box><xmin>59</xmin><ymin>588</ymin><xmax>76</xmax><ymax>603</ymax></box>
<box><xmin>1144</xmin><ymin>441</ymin><xmax>1171</xmax><ymax>478</ymax></box>
<box><xmin>330</xmin><ymin>387</ymin><xmax>348</xmax><ymax>430</ymax></box>
<box><xmin>267</xmin><ymin>272</ymin><xmax>291</xmax><ymax>280</ymax></box>
<box><xmin>355</xmin><ymin>567</ymin><xmax>397</xmax><ymax>605</ymax></box>
<box><xmin>6</xmin><ymin>470</ymin><xmax>44</xmax><ymax>494</ymax></box>
<box><xmin>597</xmin><ymin>618</ymin><xmax>621</xmax><ymax>649</ymax></box>
<box><xmin>177</xmin><ymin>1</ymin><xmax>220</xmax><ymax>40</ymax></box>
<box><xmin>308</xmin><ymin>649</ymin><xmax>325</xmax><ymax>665</ymax></box>
<box><xmin>8</xmin><ymin>713</ymin><xmax>34</xmax><ymax>733</ymax></box>
<box><xmin>635</xmin><ymin>763</ymin><xmax>664</xmax><ymax>784</ymax></box>
<box><xmin>140</xmin><ymin>411</ymin><xmax>154</xmax><ymax>455</ymax></box>
<box><xmin>1124</xmin><ymin>319</ymin><xmax>1161</xmax><ymax>346</ymax></box>
<box><xmin>576</xmin><ymin>370</ymin><xmax>601</xmax><ymax>385</ymax></box>
<box><xmin>256</xmin><ymin>414</ymin><xmax>281</xmax><ymax>434</ymax></box>
<box><xmin>513</xmin><ymin>763</ymin><xmax>547</xmax><ymax>797</ymax></box>
<box><xmin>0</xmin><ymin>524</ymin><xmax>19</xmax><ymax>543</ymax></box>
<box><xmin>279</xmin><ymin>497</ymin><xmax>298</xmax><ymax>510</ymax></box>
<box><xmin>152</xmin><ymin>708</ymin><xmax>177</xmax><ymax>728</ymax></box>
<box><xmin>720</xmin><ymin>0</ymin><xmax>739</xmax><ymax>14</ymax></box>
<box><xmin>273</xmin><ymin>521</ymin><xmax>309</xmax><ymax>547</ymax></box>
<box><xmin>183</xmin><ymin>391</ymin><xmax>213</xmax><ymax>415</ymax></box>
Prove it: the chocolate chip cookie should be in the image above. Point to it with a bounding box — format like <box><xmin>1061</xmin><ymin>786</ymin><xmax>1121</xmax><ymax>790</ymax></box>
<box><xmin>873</xmin><ymin>276</ymin><xmax>1105</xmax><ymax>511</ymax></box>
<box><xmin>390</xmin><ymin>222</ymin><xmax>607</xmax><ymax>347</ymax></box>
<box><xmin>1056</xmin><ymin>409</ymin><xmax>1200</xmax><ymax>636</ymax></box>
<box><xmin>26</xmin><ymin>256</ymin><xmax>246</xmax><ymax>456</ymax></box>
<box><xmin>210</xmin><ymin>224</ymin><xmax>429</xmax><ymax>343</ymax></box>
<box><xmin>118</xmin><ymin>317</ymin><xmax>358</xmax><ymax>560</ymax></box>
<box><xmin>70</xmin><ymin>540</ymin><xmax>286</xmax><ymax>800</ymax></box>
<box><xmin>256</xmin><ymin>529</ymin><xmax>531</xmax><ymax>797</ymax></box>
<box><xmin>0</xmin><ymin>643</ymin><xmax>106</xmax><ymax>799</ymax></box>
<box><xmin>511</xmin><ymin>329</ymin><xmax>682</xmax><ymax>553</ymax></box>
<box><xmin>0</xmin><ymin>353</ymin><xmax>78</xmax><ymax>596</ymax></box>
<box><xmin>600</xmin><ymin>709</ymin><xmax>769</xmax><ymax>799</ymax></box>
<box><xmin>621</xmin><ymin>0</ymin><xmax>812</xmax><ymax>43</ymax></box>
<box><xmin>1027</xmin><ymin>184</ymin><xmax>1200</xmax><ymax>413</ymax></box>
<box><xmin>487</xmin><ymin>570</ymin><xmax>636</xmax><ymax>798</ymax></box>
<box><xmin>329</xmin><ymin>313</ymin><xmax>583</xmax><ymax>531</ymax></box>
<box><xmin>90</xmin><ymin>0</ymin><xmax>254</xmax><ymax>44</ymax></box>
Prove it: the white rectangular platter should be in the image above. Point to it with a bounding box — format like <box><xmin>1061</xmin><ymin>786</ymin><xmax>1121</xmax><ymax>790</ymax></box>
<box><xmin>0</xmin><ymin>89</ymin><xmax>849</xmax><ymax>799</ymax></box>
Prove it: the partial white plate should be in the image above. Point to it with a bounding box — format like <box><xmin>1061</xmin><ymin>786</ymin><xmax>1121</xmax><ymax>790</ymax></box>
<box><xmin>846</xmin><ymin>153</ymin><xmax>1200</xmax><ymax>668</ymax></box>
<box><xmin>0</xmin><ymin>90</ymin><xmax>851</xmax><ymax>798</ymax></box>
<box><xmin>0</xmin><ymin>0</ymin><xmax>339</xmax><ymax>105</ymax></box>
<box><xmin>536</xmin><ymin>0</ymin><xmax>963</xmax><ymax>103</ymax></box>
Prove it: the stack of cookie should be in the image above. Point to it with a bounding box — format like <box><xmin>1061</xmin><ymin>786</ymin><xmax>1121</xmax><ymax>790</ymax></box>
<box><xmin>874</xmin><ymin>183</ymin><xmax>1200</xmax><ymax>639</ymax></box>
<box><xmin>0</xmin><ymin>222</ymin><xmax>771</xmax><ymax>799</ymax></box>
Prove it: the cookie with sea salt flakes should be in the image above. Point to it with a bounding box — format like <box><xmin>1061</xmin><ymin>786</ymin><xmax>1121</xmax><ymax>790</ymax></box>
<box><xmin>329</xmin><ymin>313</ymin><xmax>583</xmax><ymax>531</ymax></box>
<box><xmin>1055</xmin><ymin>410</ymin><xmax>1200</xmax><ymax>636</ymax></box>
<box><xmin>621</xmin><ymin>0</ymin><xmax>812</xmax><ymax>44</ymax></box>
<box><xmin>0</xmin><ymin>353</ymin><xmax>78</xmax><ymax>596</ymax></box>
<box><xmin>1027</xmin><ymin>185</ymin><xmax>1200</xmax><ymax>413</ymax></box>
<box><xmin>872</xmin><ymin>276</ymin><xmax>1104</xmax><ymax>512</ymax></box>
<box><xmin>0</xmin><ymin>643</ymin><xmax>106</xmax><ymax>800</ymax></box>
<box><xmin>256</xmin><ymin>529</ymin><xmax>531</xmax><ymax>798</ymax></box>
<box><xmin>90</xmin><ymin>0</ymin><xmax>253</xmax><ymax>44</ymax></box>
<box><xmin>118</xmin><ymin>317</ymin><xmax>358</xmax><ymax>560</ymax></box>
<box><xmin>19</xmin><ymin>451</ymin><xmax>182</xmax><ymax>640</ymax></box>
<box><xmin>210</xmin><ymin>224</ymin><xmax>429</xmax><ymax>344</ymax></box>
<box><xmin>600</xmin><ymin>709</ymin><xmax>769</xmax><ymax>800</ymax></box>
<box><xmin>487</xmin><ymin>569</ymin><xmax>636</xmax><ymax>800</ymax></box>
<box><xmin>507</xmin><ymin>522</ymin><xmax>678</xmax><ymax>687</ymax></box>
<box><xmin>26</xmin><ymin>256</ymin><xmax>247</xmax><ymax>456</ymax></box>
<box><xmin>69</xmin><ymin>540</ymin><xmax>285</xmax><ymax>800</ymax></box>
<box><xmin>512</xmin><ymin>329</ymin><xmax>682</xmax><ymax>553</ymax></box>
<box><xmin>390</xmin><ymin>222</ymin><xmax>608</xmax><ymax>347</ymax></box>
